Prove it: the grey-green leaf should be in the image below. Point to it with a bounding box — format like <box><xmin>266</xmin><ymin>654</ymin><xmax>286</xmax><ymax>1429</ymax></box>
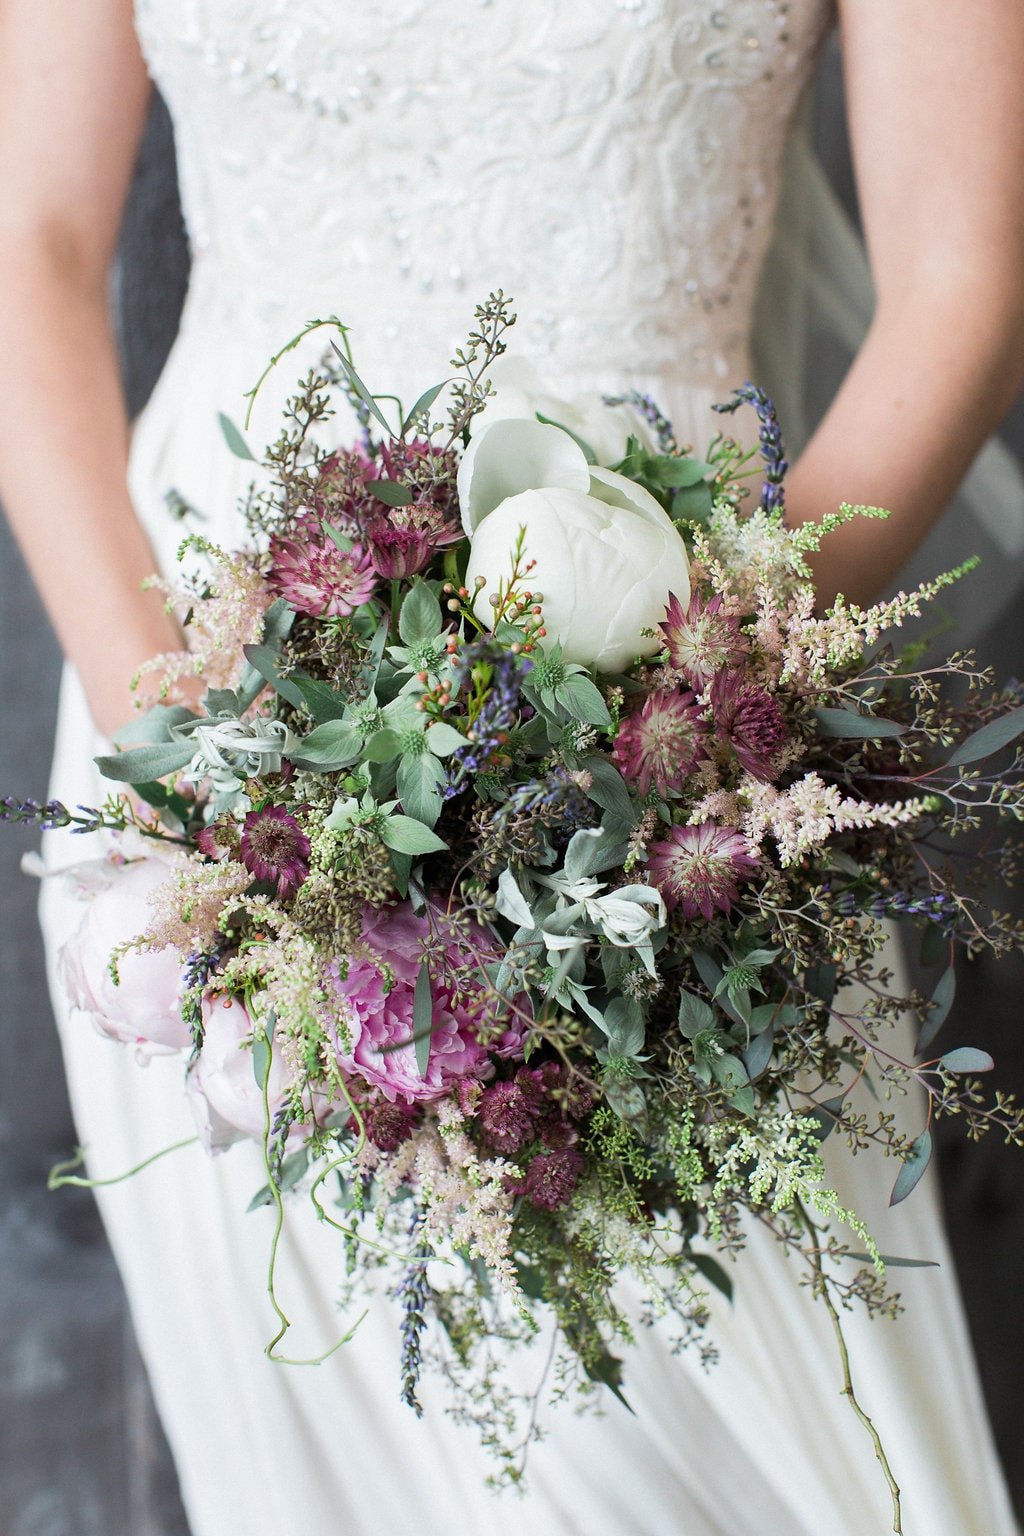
<box><xmin>368</xmin><ymin>479</ymin><xmax>413</xmax><ymax>508</ymax></box>
<box><xmin>578</xmin><ymin>756</ymin><xmax>636</xmax><ymax>824</ymax></box>
<box><xmin>691</xmin><ymin>1251</ymin><xmax>734</xmax><ymax>1301</ymax></box>
<box><xmin>555</xmin><ymin>673</ymin><xmax>612</xmax><ymax>728</ymax></box>
<box><xmin>678</xmin><ymin>989</ymin><xmax>716</xmax><ymax>1039</ymax></box>
<box><xmin>218</xmin><ymin>411</ymin><xmax>257</xmax><ymax>461</ymax></box>
<box><xmin>814</xmin><ymin>707</ymin><xmax>905</xmax><ymax>739</ymax></box>
<box><xmin>242</xmin><ymin>644</ymin><xmax>306</xmax><ymax>709</ymax></box>
<box><xmin>94</xmin><ymin>742</ymin><xmax>194</xmax><ymax>784</ymax></box>
<box><xmin>945</xmin><ymin>702</ymin><xmax>1024</xmax><ymax>768</ymax></box>
<box><xmin>290</xmin><ymin>719</ymin><xmax>364</xmax><ymax>769</ymax></box>
<box><xmin>916</xmin><ymin>964</ymin><xmax>955</xmax><ymax>1054</ymax></box>
<box><xmin>397</xmin><ymin>752</ymin><xmax>446</xmax><ymax>827</ymax></box>
<box><xmin>938</xmin><ymin>1047</ymin><xmax>995</xmax><ymax>1074</ymax></box>
<box><xmin>112</xmin><ymin>703</ymin><xmax>199</xmax><ymax>746</ymax></box>
<box><xmin>402</xmin><ymin>380</ymin><xmax>447</xmax><ymax>436</ymax></box>
<box><xmin>413</xmin><ymin>960</ymin><xmax>433</xmax><ymax>1078</ymax></box>
<box><xmin>889</xmin><ymin>1129</ymin><xmax>933</xmax><ymax>1207</ymax></box>
<box><xmin>379</xmin><ymin>815</ymin><xmax>448</xmax><ymax>855</ymax></box>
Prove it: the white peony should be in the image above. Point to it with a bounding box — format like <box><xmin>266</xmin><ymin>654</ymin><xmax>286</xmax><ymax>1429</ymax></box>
<box><xmin>461</xmin><ymin>415</ymin><xmax>690</xmax><ymax>674</ymax></box>
<box><xmin>469</xmin><ymin>355</ymin><xmax>655</xmax><ymax>467</ymax></box>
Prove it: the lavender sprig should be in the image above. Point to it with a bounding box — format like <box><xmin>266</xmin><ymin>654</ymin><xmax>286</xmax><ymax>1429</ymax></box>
<box><xmin>445</xmin><ymin>645</ymin><xmax>532</xmax><ymax>798</ymax></box>
<box><xmin>603</xmin><ymin>389</ymin><xmax>678</xmax><ymax>455</ymax></box>
<box><xmin>1</xmin><ymin>797</ymin><xmax>73</xmax><ymax>830</ymax></box>
<box><xmin>396</xmin><ymin>1216</ymin><xmax>432</xmax><ymax>1417</ymax></box>
<box><xmin>713</xmin><ymin>383</ymin><xmax>788</xmax><ymax>516</ymax></box>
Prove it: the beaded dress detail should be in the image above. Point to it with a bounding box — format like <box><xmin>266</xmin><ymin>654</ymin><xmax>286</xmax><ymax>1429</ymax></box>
<box><xmin>37</xmin><ymin>4</ymin><xmax>1020</xmax><ymax>1534</ymax></box>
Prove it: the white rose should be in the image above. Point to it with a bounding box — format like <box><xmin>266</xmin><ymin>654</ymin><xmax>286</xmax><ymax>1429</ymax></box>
<box><xmin>461</xmin><ymin>417</ymin><xmax>690</xmax><ymax>674</ymax></box>
<box><xmin>470</xmin><ymin>356</ymin><xmax>655</xmax><ymax>467</ymax></box>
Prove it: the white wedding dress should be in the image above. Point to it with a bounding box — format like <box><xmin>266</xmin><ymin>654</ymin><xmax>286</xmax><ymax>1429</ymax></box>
<box><xmin>38</xmin><ymin>2</ymin><xmax>1022</xmax><ymax>1532</ymax></box>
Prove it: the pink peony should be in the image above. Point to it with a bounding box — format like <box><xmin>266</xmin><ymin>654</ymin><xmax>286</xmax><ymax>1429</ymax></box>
<box><xmin>327</xmin><ymin>903</ymin><xmax>526</xmax><ymax>1104</ymax></box>
<box><xmin>188</xmin><ymin>994</ymin><xmax>292</xmax><ymax>1152</ymax></box>
<box><xmin>58</xmin><ymin>857</ymin><xmax>191</xmax><ymax>1055</ymax></box>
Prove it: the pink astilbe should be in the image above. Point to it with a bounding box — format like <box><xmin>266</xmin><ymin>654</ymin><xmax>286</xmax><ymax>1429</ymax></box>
<box><xmin>647</xmin><ymin>822</ymin><xmax>758</xmax><ymax>919</ymax></box>
<box><xmin>613</xmin><ymin>689</ymin><xmax>708</xmax><ymax>798</ymax></box>
<box><xmin>742</xmin><ymin>773</ymin><xmax>930</xmax><ymax>867</ymax></box>
<box><xmin>135</xmin><ymin>553</ymin><xmax>269</xmax><ymax>702</ymax></box>
<box><xmin>660</xmin><ymin>590</ymin><xmax>747</xmax><ymax>690</ymax></box>
<box><xmin>268</xmin><ymin>513</ymin><xmax>377</xmax><ymax>618</ymax></box>
<box><xmin>132</xmin><ymin>857</ymin><xmax>252</xmax><ymax>958</ymax></box>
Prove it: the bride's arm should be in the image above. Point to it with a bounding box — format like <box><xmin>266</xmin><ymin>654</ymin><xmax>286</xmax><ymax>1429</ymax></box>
<box><xmin>0</xmin><ymin>0</ymin><xmax>187</xmax><ymax>738</ymax></box>
<box><xmin>786</xmin><ymin>0</ymin><xmax>1024</xmax><ymax>609</ymax></box>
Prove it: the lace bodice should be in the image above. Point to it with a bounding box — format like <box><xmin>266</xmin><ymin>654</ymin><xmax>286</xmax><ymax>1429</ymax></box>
<box><xmin>133</xmin><ymin>0</ymin><xmax>832</xmax><ymax>398</ymax></box>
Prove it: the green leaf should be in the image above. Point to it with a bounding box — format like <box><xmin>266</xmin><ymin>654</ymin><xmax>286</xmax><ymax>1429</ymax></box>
<box><xmin>813</xmin><ymin>708</ymin><xmax>905</xmax><ymax>739</ymax></box>
<box><xmin>840</xmin><ymin>1251</ymin><xmax>939</xmax><ymax>1269</ymax></box>
<box><xmin>364</xmin><ymin>728</ymin><xmax>404</xmax><ymax>763</ymax></box>
<box><xmin>246</xmin><ymin>1148</ymin><xmax>309</xmax><ymax>1210</ymax></box>
<box><xmin>691</xmin><ymin>1251</ymin><xmax>734</xmax><ymax>1301</ymax></box>
<box><xmin>331</xmin><ymin>348</ymin><xmax>394</xmax><ymax>435</ymax></box>
<box><xmin>804</xmin><ymin>960</ymin><xmax>837</xmax><ymax>1009</ymax></box>
<box><xmin>413</xmin><ymin>960</ymin><xmax>433</xmax><ymax>1078</ymax></box>
<box><xmin>94</xmin><ymin>742</ymin><xmax>194</xmax><ymax>784</ymax></box>
<box><xmin>945</xmin><ymin>702</ymin><xmax>1024</xmax><ymax>768</ymax></box>
<box><xmin>397</xmin><ymin>752</ymin><xmax>446</xmax><ymax>827</ymax></box>
<box><xmin>710</xmin><ymin>1053</ymin><xmax>749</xmax><ymax>1096</ymax></box>
<box><xmin>290</xmin><ymin>675</ymin><xmax>349</xmax><ymax>723</ymax></box>
<box><xmin>535</xmin><ymin>412</ymin><xmax>598</xmax><ymax>465</ymax></box>
<box><xmin>242</xmin><ymin>644</ymin><xmax>306</xmax><ymax>709</ymax></box>
<box><xmin>218</xmin><ymin>411</ymin><xmax>257</xmax><ymax>461</ymax></box>
<box><xmin>290</xmin><ymin>719</ymin><xmax>364</xmax><ymax>770</ymax></box>
<box><xmin>889</xmin><ymin>1129</ymin><xmax>933</xmax><ymax>1207</ymax></box>
<box><xmin>367</xmin><ymin>479</ymin><xmax>413</xmax><ymax>508</ymax></box>
<box><xmin>672</xmin><ymin>480</ymin><xmax>714</xmax><ymax>524</ymax></box>
<box><xmin>261</xmin><ymin>598</ymin><xmax>295</xmax><ymax>650</ymax></box>
<box><xmin>581</xmin><ymin>1344</ymin><xmax>633</xmax><ymax>1414</ymax></box>
<box><xmin>379</xmin><ymin>815</ymin><xmax>448</xmax><ymax>855</ymax></box>
<box><xmin>424</xmin><ymin>721</ymin><xmax>468</xmax><ymax>757</ymax></box>
<box><xmin>554</xmin><ymin>673</ymin><xmax>612</xmax><ymax>727</ymax></box>
<box><xmin>564</xmin><ymin>825</ymin><xmax>629</xmax><ymax>883</ymax></box>
<box><xmin>916</xmin><ymin>964</ymin><xmax>955</xmax><ymax>1054</ymax></box>
<box><xmin>251</xmin><ymin>1030</ymin><xmax>272</xmax><ymax>1089</ymax></box>
<box><xmin>648</xmin><ymin>454</ymin><xmax>712</xmax><ymax>489</ymax></box>
<box><xmin>603</xmin><ymin>997</ymin><xmax>646</xmax><ymax>1057</ymax></box>
<box><xmin>578</xmin><ymin>756</ymin><xmax>636</xmax><ymax>824</ymax></box>
<box><xmin>399</xmin><ymin>579</ymin><xmax>443</xmax><ymax>645</ymax></box>
<box><xmin>743</xmin><ymin>1029</ymin><xmax>774</xmax><ymax>1081</ymax></box>
<box><xmin>938</xmin><ymin>1047</ymin><xmax>995</xmax><ymax>1074</ymax></box>
<box><xmin>678</xmin><ymin>989</ymin><xmax>716</xmax><ymax>1039</ymax></box>
<box><xmin>112</xmin><ymin>703</ymin><xmax>198</xmax><ymax>746</ymax></box>
<box><xmin>401</xmin><ymin>380</ymin><xmax>447</xmax><ymax>436</ymax></box>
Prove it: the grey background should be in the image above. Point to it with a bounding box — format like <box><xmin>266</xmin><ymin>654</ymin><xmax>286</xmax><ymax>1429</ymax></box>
<box><xmin>2</xmin><ymin>40</ymin><xmax>1023</xmax><ymax>1534</ymax></box>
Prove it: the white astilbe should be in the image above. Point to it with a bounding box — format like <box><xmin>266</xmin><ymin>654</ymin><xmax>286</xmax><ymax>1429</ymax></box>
<box><xmin>741</xmin><ymin>772</ymin><xmax>929</xmax><ymax>866</ymax></box>
<box><xmin>129</xmin><ymin>856</ymin><xmax>251</xmax><ymax>958</ymax></box>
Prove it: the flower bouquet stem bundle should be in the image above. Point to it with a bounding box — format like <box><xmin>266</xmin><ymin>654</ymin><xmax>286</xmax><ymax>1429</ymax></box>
<box><xmin>10</xmin><ymin>294</ymin><xmax>1024</xmax><ymax>1527</ymax></box>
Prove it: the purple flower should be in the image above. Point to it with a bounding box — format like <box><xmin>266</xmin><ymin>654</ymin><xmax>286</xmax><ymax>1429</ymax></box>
<box><xmin>360</xmin><ymin>1097</ymin><xmax>421</xmax><ymax>1152</ymax></box>
<box><xmin>268</xmin><ymin>512</ymin><xmax>377</xmax><ymax>618</ymax></box>
<box><xmin>477</xmin><ymin>1076</ymin><xmax>543</xmax><ymax>1154</ymax></box>
<box><xmin>365</xmin><ymin>521</ymin><xmax>434</xmax><ymax>580</ymax></box>
<box><xmin>194</xmin><ymin>816</ymin><xmax>240</xmax><ymax>861</ymax></box>
<box><xmin>647</xmin><ymin>823</ymin><xmax>758</xmax><ymax>920</ymax></box>
<box><xmin>239</xmin><ymin>805</ymin><xmax>310</xmax><ymax>899</ymax></box>
<box><xmin>327</xmin><ymin>904</ymin><xmax>526</xmax><ymax>1105</ymax></box>
<box><xmin>712</xmin><ymin>384</ymin><xmax>788</xmax><ymax>516</ymax></box>
<box><xmin>522</xmin><ymin>1147</ymin><xmax>585</xmax><ymax>1212</ymax></box>
<box><xmin>660</xmin><ymin>591</ymin><xmax>746</xmax><ymax>690</ymax></box>
<box><xmin>711</xmin><ymin>671</ymin><xmax>787</xmax><ymax>782</ymax></box>
<box><xmin>613</xmin><ymin>689</ymin><xmax>708</xmax><ymax>798</ymax></box>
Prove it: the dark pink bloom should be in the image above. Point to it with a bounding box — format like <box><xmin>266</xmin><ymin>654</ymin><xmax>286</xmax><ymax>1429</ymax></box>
<box><xmin>522</xmin><ymin>1147</ymin><xmax>585</xmax><ymax>1212</ymax></box>
<box><xmin>194</xmin><ymin>816</ymin><xmax>240</xmax><ymax>861</ymax></box>
<box><xmin>613</xmin><ymin>689</ymin><xmax>708</xmax><ymax>798</ymax></box>
<box><xmin>710</xmin><ymin>670</ymin><xmax>787</xmax><ymax>781</ymax></box>
<box><xmin>365</xmin><ymin>521</ymin><xmax>434</xmax><ymax>580</ymax></box>
<box><xmin>660</xmin><ymin>590</ymin><xmax>747</xmax><ymax>690</ymax></box>
<box><xmin>268</xmin><ymin>512</ymin><xmax>377</xmax><ymax>618</ymax></box>
<box><xmin>647</xmin><ymin>822</ymin><xmax>758</xmax><ymax>920</ymax></box>
<box><xmin>239</xmin><ymin>805</ymin><xmax>310</xmax><ymax>899</ymax></box>
<box><xmin>477</xmin><ymin>1077</ymin><xmax>543</xmax><ymax>1154</ymax></box>
<box><xmin>327</xmin><ymin>904</ymin><xmax>526</xmax><ymax>1105</ymax></box>
<box><xmin>360</xmin><ymin>1097</ymin><xmax>421</xmax><ymax>1152</ymax></box>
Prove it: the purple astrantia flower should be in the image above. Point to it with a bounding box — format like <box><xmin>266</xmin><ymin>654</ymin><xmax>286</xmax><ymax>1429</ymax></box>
<box><xmin>647</xmin><ymin>823</ymin><xmax>758</xmax><ymax>920</ymax></box>
<box><xmin>267</xmin><ymin>512</ymin><xmax>377</xmax><ymax>618</ymax></box>
<box><xmin>239</xmin><ymin>805</ymin><xmax>311</xmax><ymax>899</ymax></box>
<box><xmin>364</xmin><ymin>520</ymin><xmax>434</xmax><ymax>580</ymax></box>
<box><xmin>660</xmin><ymin>591</ymin><xmax>747</xmax><ymax>691</ymax></box>
<box><xmin>710</xmin><ymin>670</ymin><xmax>787</xmax><ymax>782</ymax></box>
<box><xmin>360</xmin><ymin>1096</ymin><xmax>421</xmax><ymax>1152</ymax></box>
<box><xmin>613</xmin><ymin>689</ymin><xmax>708</xmax><ymax>798</ymax></box>
<box><xmin>194</xmin><ymin>815</ymin><xmax>240</xmax><ymax>861</ymax></box>
<box><xmin>521</xmin><ymin>1147</ymin><xmax>586</xmax><ymax>1212</ymax></box>
<box><xmin>477</xmin><ymin>1074</ymin><xmax>545</xmax><ymax>1154</ymax></box>
<box><xmin>327</xmin><ymin>904</ymin><xmax>525</xmax><ymax>1105</ymax></box>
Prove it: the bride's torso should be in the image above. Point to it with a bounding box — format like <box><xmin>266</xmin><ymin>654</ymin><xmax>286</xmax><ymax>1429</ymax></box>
<box><xmin>129</xmin><ymin>0</ymin><xmax>833</xmax><ymax>548</ymax></box>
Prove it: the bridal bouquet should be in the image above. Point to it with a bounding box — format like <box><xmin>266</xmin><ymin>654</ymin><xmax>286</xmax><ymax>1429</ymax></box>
<box><xmin>9</xmin><ymin>295</ymin><xmax>1024</xmax><ymax>1504</ymax></box>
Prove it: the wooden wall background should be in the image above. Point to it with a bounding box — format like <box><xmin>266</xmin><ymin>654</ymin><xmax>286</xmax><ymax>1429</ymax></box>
<box><xmin>2</xmin><ymin>36</ymin><xmax>1022</xmax><ymax>1534</ymax></box>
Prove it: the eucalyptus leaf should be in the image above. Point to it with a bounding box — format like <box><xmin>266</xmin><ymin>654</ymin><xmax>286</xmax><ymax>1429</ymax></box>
<box><xmin>291</xmin><ymin>675</ymin><xmax>349</xmax><ymax>723</ymax></box>
<box><xmin>916</xmin><ymin>964</ymin><xmax>955</xmax><ymax>1054</ymax></box>
<box><xmin>94</xmin><ymin>742</ymin><xmax>194</xmax><ymax>785</ymax></box>
<box><xmin>938</xmin><ymin>1047</ymin><xmax>995</xmax><ymax>1074</ymax></box>
<box><xmin>578</xmin><ymin>755</ymin><xmax>636</xmax><ymax>824</ymax></box>
<box><xmin>246</xmin><ymin>1148</ymin><xmax>309</xmax><ymax>1210</ymax></box>
<box><xmin>401</xmin><ymin>380</ymin><xmax>446</xmax><ymax>435</ymax></box>
<box><xmin>806</xmin><ymin>1095</ymin><xmax>846</xmax><ymax>1143</ymax></box>
<box><xmin>691</xmin><ymin>1252</ymin><xmax>734</xmax><ymax>1301</ymax></box>
<box><xmin>331</xmin><ymin>347</ymin><xmax>394</xmax><ymax>435</ymax></box>
<box><xmin>261</xmin><ymin>598</ymin><xmax>295</xmax><ymax>649</ymax></box>
<box><xmin>945</xmin><ymin>701</ymin><xmax>1024</xmax><ymax>768</ymax></box>
<box><xmin>368</xmin><ymin>479</ymin><xmax>413</xmax><ymax>508</ymax></box>
<box><xmin>218</xmin><ymin>411</ymin><xmax>257</xmax><ymax>461</ymax></box>
<box><xmin>251</xmin><ymin>1030</ymin><xmax>272</xmax><ymax>1090</ymax></box>
<box><xmin>813</xmin><ymin>708</ymin><xmax>905</xmax><ymax>739</ymax></box>
<box><xmin>413</xmin><ymin>961</ymin><xmax>433</xmax><ymax>1078</ymax></box>
<box><xmin>242</xmin><ymin>644</ymin><xmax>306</xmax><ymax>709</ymax></box>
<box><xmin>889</xmin><ymin>1129</ymin><xmax>933</xmax><ymax>1207</ymax></box>
<box><xmin>648</xmin><ymin>455</ymin><xmax>712</xmax><ymax>489</ymax></box>
<box><xmin>840</xmin><ymin>1252</ymin><xmax>939</xmax><ymax>1269</ymax></box>
<box><xmin>743</xmin><ymin>1029</ymin><xmax>774</xmax><ymax>1081</ymax></box>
